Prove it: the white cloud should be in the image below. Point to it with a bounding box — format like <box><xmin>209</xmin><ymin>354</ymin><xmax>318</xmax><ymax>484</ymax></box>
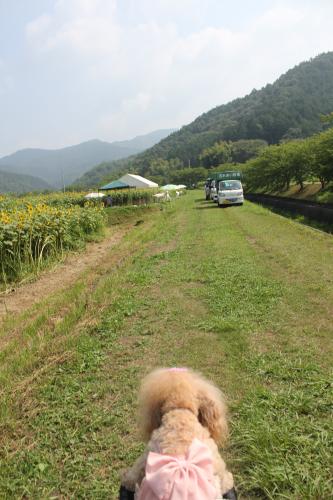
<box><xmin>26</xmin><ymin>1</ymin><xmax>120</xmax><ymax>55</ymax></box>
<box><xmin>54</xmin><ymin>0</ymin><xmax>117</xmax><ymax>17</ymax></box>
<box><xmin>26</xmin><ymin>14</ymin><xmax>51</xmax><ymax>39</ymax></box>
<box><xmin>22</xmin><ymin>0</ymin><xmax>333</xmax><ymax>143</ymax></box>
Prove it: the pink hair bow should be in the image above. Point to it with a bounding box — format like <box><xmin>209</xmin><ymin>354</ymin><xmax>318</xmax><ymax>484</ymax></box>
<box><xmin>137</xmin><ymin>438</ymin><xmax>217</xmax><ymax>500</ymax></box>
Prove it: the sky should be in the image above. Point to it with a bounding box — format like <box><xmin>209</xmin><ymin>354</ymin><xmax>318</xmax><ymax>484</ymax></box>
<box><xmin>0</xmin><ymin>0</ymin><xmax>333</xmax><ymax>157</ymax></box>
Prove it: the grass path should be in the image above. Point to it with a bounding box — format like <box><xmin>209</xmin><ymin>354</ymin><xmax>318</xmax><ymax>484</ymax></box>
<box><xmin>0</xmin><ymin>194</ymin><xmax>332</xmax><ymax>499</ymax></box>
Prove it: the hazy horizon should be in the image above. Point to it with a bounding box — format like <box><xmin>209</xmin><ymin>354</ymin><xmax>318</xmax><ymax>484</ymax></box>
<box><xmin>1</xmin><ymin>0</ymin><xmax>333</xmax><ymax>157</ymax></box>
<box><xmin>0</xmin><ymin>128</ymin><xmax>176</xmax><ymax>158</ymax></box>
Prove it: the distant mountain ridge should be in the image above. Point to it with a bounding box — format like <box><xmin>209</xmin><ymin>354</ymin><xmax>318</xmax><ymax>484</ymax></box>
<box><xmin>74</xmin><ymin>51</ymin><xmax>333</xmax><ymax>188</ymax></box>
<box><xmin>0</xmin><ymin>129</ymin><xmax>175</xmax><ymax>189</ymax></box>
<box><xmin>0</xmin><ymin>169</ymin><xmax>51</xmax><ymax>194</ymax></box>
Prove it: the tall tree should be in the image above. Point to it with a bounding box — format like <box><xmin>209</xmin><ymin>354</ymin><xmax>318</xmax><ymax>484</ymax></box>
<box><xmin>310</xmin><ymin>128</ymin><xmax>333</xmax><ymax>188</ymax></box>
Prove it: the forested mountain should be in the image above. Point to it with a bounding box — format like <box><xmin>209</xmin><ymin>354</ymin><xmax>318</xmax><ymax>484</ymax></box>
<box><xmin>0</xmin><ymin>169</ymin><xmax>51</xmax><ymax>194</ymax></box>
<box><xmin>0</xmin><ymin>129</ymin><xmax>175</xmax><ymax>189</ymax></box>
<box><xmin>75</xmin><ymin>52</ymin><xmax>333</xmax><ymax>188</ymax></box>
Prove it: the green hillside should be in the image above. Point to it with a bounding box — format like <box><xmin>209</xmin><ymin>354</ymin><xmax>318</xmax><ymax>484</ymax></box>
<box><xmin>0</xmin><ymin>129</ymin><xmax>175</xmax><ymax>189</ymax></box>
<box><xmin>75</xmin><ymin>52</ymin><xmax>333</xmax><ymax>188</ymax></box>
<box><xmin>0</xmin><ymin>169</ymin><xmax>51</xmax><ymax>194</ymax></box>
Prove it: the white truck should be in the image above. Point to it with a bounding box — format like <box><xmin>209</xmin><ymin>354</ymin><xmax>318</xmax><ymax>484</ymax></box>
<box><xmin>217</xmin><ymin>178</ymin><xmax>244</xmax><ymax>207</ymax></box>
<box><xmin>205</xmin><ymin>171</ymin><xmax>244</xmax><ymax>206</ymax></box>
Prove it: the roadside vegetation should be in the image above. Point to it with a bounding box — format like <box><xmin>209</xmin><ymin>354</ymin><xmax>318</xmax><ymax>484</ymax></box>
<box><xmin>187</xmin><ymin>123</ymin><xmax>333</xmax><ymax>203</ymax></box>
<box><xmin>0</xmin><ymin>192</ymin><xmax>332</xmax><ymax>498</ymax></box>
<box><xmin>243</xmin><ymin>125</ymin><xmax>333</xmax><ymax>195</ymax></box>
<box><xmin>0</xmin><ymin>190</ymin><xmax>155</xmax><ymax>287</ymax></box>
<box><xmin>262</xmin><ymin>182</ymin><xmax>332</xmax><ymax>204</ymax></box>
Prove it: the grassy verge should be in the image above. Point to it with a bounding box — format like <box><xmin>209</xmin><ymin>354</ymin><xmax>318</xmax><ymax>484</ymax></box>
<box><xmin>0</xmin><ymin>194</ymin><xmax>332</xmax><ymax>498</ymax></box>
<box><xmin>261</xmin><ymin>181</ymin><xmax>333</xmax><ymax>204</ymax></box>
<box><xmin>265</xmin><ymin>205</ymin><xmax>333</xmax><ymax>234</ymax></box>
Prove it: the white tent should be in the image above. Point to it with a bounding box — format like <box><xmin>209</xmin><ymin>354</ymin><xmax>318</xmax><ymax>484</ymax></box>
<box><xmin>84</xmin><ymin>192</ymin><xmax>105</xmax><ymax>199</ymax></box>
<box><xmin>160</xmin><ymin>184</ymin><xmax>187</xmax><ymax>191</ymax></box>
<box><xmin>118</xmin><ymin>174</ymin><xmax>158</xmax><ymax>189</ymax></box>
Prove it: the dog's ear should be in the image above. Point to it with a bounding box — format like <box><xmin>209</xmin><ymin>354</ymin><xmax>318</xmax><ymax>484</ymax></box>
<box><xmin>141</xmin><ymin>401</ymin><xmax>163</xmax><ymax>439</ymax></box>
<box><xmin>198</xmin><ymin>385</ymin><xmax>228</xmax><ymax>444</ymax></box>
<box><xmin>139</xmin><ymin>370</ymin><xmax>166</xmax><ymax>440</ymax></box>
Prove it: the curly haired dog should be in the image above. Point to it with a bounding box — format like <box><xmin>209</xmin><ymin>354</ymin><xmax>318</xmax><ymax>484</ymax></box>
<box><xmin>120</xmin><ymin>368</ymin><xmax>236</xmax><ymax>499</ymax></box>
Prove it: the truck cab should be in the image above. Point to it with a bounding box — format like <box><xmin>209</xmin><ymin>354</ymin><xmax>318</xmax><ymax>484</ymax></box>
<box><xmin>217</xmin><ymin>179</ymin><xmax>244</xmax><ymax>207</ymax></box>
<box><xmin>205</xmin><ymin>171</ymin><xmax>244</xmax><ymax>205</ymax></box>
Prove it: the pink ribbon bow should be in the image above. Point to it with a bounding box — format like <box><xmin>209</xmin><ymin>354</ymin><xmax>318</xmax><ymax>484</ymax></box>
<box><xmin>137</xmin><ymin>438</ymin><xmax>217</xmax><ymax>500</ymax></box>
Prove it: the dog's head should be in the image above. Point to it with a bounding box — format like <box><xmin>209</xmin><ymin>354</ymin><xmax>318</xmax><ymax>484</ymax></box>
<box><xmin>139</xmin><ymin>368</ymin><xmax>228</xmax><ymax>444</ymax></box>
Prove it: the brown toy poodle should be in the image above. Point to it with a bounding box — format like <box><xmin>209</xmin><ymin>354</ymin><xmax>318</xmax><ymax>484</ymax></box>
<box><xmin>120</xmin><ymin>367</ymin><xmax>236</xmax><ymax>499</ymax></box>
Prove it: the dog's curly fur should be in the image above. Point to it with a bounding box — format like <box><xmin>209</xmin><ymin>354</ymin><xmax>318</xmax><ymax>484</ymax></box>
<box><xmin>121</xmin><ymin>368</ymin><xmax>234</xmax><ymax>497</ymax></box>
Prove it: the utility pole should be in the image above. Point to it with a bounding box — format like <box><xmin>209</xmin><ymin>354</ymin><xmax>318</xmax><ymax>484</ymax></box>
<box><xmin>188</xmin><ymin>159</ymin><xmax>191</xmax><ymax>168</ymax></box>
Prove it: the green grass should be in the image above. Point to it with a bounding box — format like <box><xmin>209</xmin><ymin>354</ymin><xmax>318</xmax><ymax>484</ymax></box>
<box><xmin>232</xmin><ymin>353</ymin><xmax>332</xmax><ymax>498</ymax></box>
<box><xmin>104</xmin><ymin>204</ymin><xmax>158</xmax><ymax>225</ymax></box>
<box><xmin>0</xmin><ymin>194</ymin><xmax>332</xmax><ymax>499</ymax></box>
<box><xmin>254</xmin><ymin>203</ymin><xmax>333</xmax><ymax>234</ymax></box>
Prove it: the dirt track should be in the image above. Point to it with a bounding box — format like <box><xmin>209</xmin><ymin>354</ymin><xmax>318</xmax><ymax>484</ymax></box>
<box><xmin>0</xmin><ymin>227</ymin><xmax>127</xmax><ymax>321</ymax></box>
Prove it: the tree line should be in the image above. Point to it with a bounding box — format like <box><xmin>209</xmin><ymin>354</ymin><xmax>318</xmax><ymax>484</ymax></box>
<box><xmin>74</xmin><ymin>125</ymin><xmax>333</xmax><ymax>192</ymax></box>
<box><xmin>243</xmin><ymin>126</ymin><xmax>333</xmax><ymax>192</ymax></box>
<box><xmin>136</xmin><ymin>139</ymin><xmax>265</xmax><ymax>186</ymax></box>
<box><xmin>142</xmin><ymin>123</ymin><xmax>333</xmax><ymax>191</ymax></box>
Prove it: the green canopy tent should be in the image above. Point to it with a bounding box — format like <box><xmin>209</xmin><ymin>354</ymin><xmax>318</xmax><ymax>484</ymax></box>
<box><xmin>99</xmin><ymin>180</ymin><xmax>132</xmax><ymax>191</ymax></box>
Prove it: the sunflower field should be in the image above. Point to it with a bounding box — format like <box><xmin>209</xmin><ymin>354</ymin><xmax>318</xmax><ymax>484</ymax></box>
<box><xmin>0</xmin><ymin>192</ymin><xmax>97</xmax><ymax>210</ymax></box>
<box><xmin>0</xmin><ymin>199</ymin><xmax>106</xmax><ymax>284</ymax></box>
<box><xmin>0</xmin><ymin>189</ymin><xmax>155</xmax><ymax>210</ymax></box>
<box><xmin>0</xmin><ymin>189</ymin><xmax>157</xmax><ymax>284</ymax></box>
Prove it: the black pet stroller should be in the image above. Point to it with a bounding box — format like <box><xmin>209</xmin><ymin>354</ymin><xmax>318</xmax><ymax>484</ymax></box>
<box><xmin>119</xmin><ymin>485</ymin><xmax>237</xmax><ymax>499</ymax></box>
